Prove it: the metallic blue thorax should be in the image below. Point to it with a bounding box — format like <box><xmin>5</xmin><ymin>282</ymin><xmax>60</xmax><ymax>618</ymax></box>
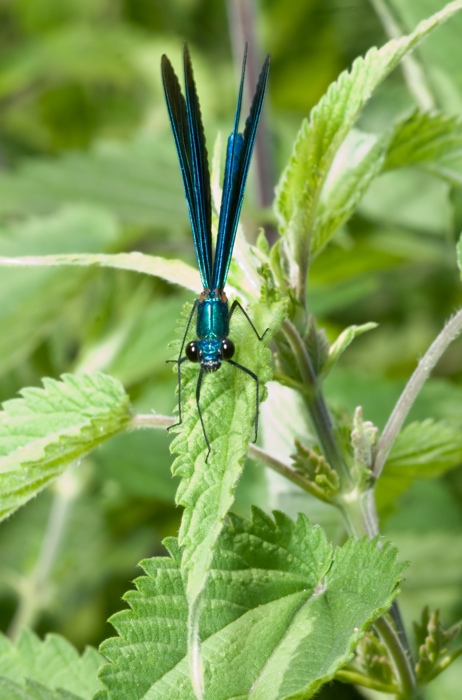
<box><xmin>196</xmin><ymin>291</ymin><xmax>229</xmax><ymax>365</ymax></box>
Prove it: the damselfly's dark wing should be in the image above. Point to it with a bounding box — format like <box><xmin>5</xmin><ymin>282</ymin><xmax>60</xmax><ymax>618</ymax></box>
<box><xmin>211</xmin><ymin>49</ymin><xmax>270</xmax><ymax>291</ymax></box>
<box><xmin>161</xmin><ymin>45</ymin><xmax>212</xmax><ymax>290</ymax></box>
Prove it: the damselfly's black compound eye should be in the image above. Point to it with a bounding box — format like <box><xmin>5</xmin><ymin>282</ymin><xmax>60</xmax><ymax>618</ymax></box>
<box><xmin>221</xmin><ymin>338</ymin><xmax>235</xmax><ymax>360</ymax></box>
<box><xmin>186</xmin><ymin>341</ymin><xmax>200</xmax><ymax>362</ymax></box>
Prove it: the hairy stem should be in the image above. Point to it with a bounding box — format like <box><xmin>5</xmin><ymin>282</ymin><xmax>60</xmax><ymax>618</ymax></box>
<box><xmin>281</xmin><ymin>319</ymin><xmax>352</xmax><ymax>486</ymax></box>
<box><xmin>369</xmin><ymin>0</ymin><xmax>435</xmax><ymax>110</ymax></box>
<box><xmin>249</xmin><ymin>443</ymin><xmax>336</xmax><ymax>503</ymax></box>
<box><xmin>8</xmin><ymin>471</ymin><xmax>79</xmax><ymax>641</ymax></box>
<box><xmin>375</xmin><ymin>616</ymin><xmax>425</xmax><ymax>699</ymax></box>
<box><xmin>131</xmin><ymin>413</ymin><xmax>174</xmax><ymax>430</ymax></box>
<box><xmin>280</xmin><ymin>318</ymin><xmax>418</xmax><ymax>690</ymax></box>
<box><xmin>335</xmin><ymin>666</ymin><xmax>398</xmax><ymax>693</ymax></box>
<box><xmin>373</xmin><ymin>309</ymin><xmax>462</xmax><ymax>479</ymax></box>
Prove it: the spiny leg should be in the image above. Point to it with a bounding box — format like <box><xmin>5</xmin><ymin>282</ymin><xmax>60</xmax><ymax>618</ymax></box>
<box><xmin>228</xmin><ymin>300</ymin><xmax>269</xmax><ymax>342</ymax></box>
<box><xmin>227</xmin><ymin>359</ymin><xmax>260</xmax><ymax>443</ymax></box>
<box><xmin>167</xmin><ymin>356</ymin><xmax>189</xmax><ymax>432</ymax></box>
<box><xmin>178</xmin><ymin>299</ymin><xmax>199</xmax><ymax>358</ymax></box>
<box><xmin>196</xmin><ymin>366</ymin><xmax>211</xmax><ymax>462</ymax></box>
<box><xmin>166</xmin><ymin>300</ymin><xmax>199</xmax><ymax>432</ymax></box>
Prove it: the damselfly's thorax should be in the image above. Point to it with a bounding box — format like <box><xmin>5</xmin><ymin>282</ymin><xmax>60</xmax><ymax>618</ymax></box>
<box><xmin>196</xmin><ymin>289</ymin><xmax>230</xmax><ymax>341</ymax></box>
<box><xmin>186</xmin><ymin>288</ymin><xmax>235</xmax><ymax>371</ymax></box>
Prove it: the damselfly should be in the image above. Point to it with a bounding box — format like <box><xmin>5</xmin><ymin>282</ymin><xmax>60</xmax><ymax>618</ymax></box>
<box><xmin>161</xmin><ymin>44</ymin><xmax>270</xmax><ymax>460</ymax></box>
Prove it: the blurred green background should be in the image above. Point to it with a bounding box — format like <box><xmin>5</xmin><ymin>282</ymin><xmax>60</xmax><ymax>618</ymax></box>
<box><xmin>0</xmin><ymin>0</ymin><xmax>461</xmax><ymax>698</ymax></box>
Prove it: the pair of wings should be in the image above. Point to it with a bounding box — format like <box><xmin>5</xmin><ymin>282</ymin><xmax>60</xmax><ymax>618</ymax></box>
<box><xmin>161</xmin><ymin>44</ymin><xmax>270</xmax><ymax>291</ymax></box>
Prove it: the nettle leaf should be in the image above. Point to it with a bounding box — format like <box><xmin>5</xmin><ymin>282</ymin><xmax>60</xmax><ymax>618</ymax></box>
<box><xmin>0</xmin><ymin>677</ymin><xmax>85</xmax><ymax>700</ymax></box>
<box><xmin>312</xmin><ymin>129</ymin><xmax>392</xmax><ymax>254</ymax></box>
<box><xmin>275</xmin><ymin>1</ymin><xmax>462</xmax><ymax>282</ymax></box>
<box><xmin>305</xmin><ymin>316</ymin><xmax>330</xmax><ymax>375</ymax></box>
<box><xmin>385</xmin><ymin>419</ymin><xmax>462</xmax><ymax>477</ymax></box>
<box><xmin>0</xmin><ymin>251</ymin><xmax>200</xmax><ymax>295</ymax></box>
<box><xmin>0</xmin><ymin>25</ymin><xmax>141</xmax><ymax>98</ymax></box>
<box><xmin>0</xmin><ymin>373</ymin><xmax>131</xmax><ymax>521</ymax></box>
<box><xmin>0</xmin><ymin>138</ymin><xmax>186</xmax><ymax>228</ymax></box>
<box><xmin>414</xmin><ymin>607</ymin><xmax>462</xmax><ymax>683</ymax></box>
<box><xmin>384</xmin><ymin>110</ymin><xmax>462</xmax><ymax>171</ymax></box>
<box><xmin>0</xmin><ymin>206</ymin><xmax>120</xmax><ymax>376</ymax></box>
<box><xmin>377</xmin><ymin>419</ymin><xmax>462</xmax><ymax>512</ymax></box>
<box><xmin>169</xmin><ymin>297</ymin><xmax>288</xmax><ymax>652</ymax></box>
<box><xmin>99</xmin><ymin>509</ymin><xmax>405</xmax><ymax>700</ymax></box>
<box><xmin>0</xmin><ymin>629</ymin><xmax>103</xmax><ymax>699</ymax></box>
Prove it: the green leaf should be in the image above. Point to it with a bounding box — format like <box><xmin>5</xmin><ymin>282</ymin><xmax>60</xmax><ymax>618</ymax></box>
<box><xmin>305</xmin><ymin>316</ymin><xmax>330</xmax><ymax>375</ymax></box>
<box><xmin>0</xmin><ymin>138</ymin><xmax>186</xmax><ymax>228</ymax></box>
<box><xmin>312</xmin><ymin>129</ymin><xmax>392</xmax><ymax>254</ymax></box>
<box><xmin>99</xmin><ymin>509</ymin><xmax>406</xmax><ymax>700</ymax></box>
<box><xmin>0</xmin><ymin>629</ymin><xmax>103</xmax><ymax>699</ymax></box>
<box><xmin>384</xmin><ymin>111</ymin><xmax>462</xmax><ymax>171</ymax></box>
<box><xmin>414</xmin><ymin>607</ymin><xmax>462</xmax><ymax>683</ymax></box>
<box><xmin>0</xmin><ymin>677</ymin><xmax>84</xmax><ymax>700</ymax></box>
<box><xmin>377</xmin><ymin>419</ymin><xmax>462</xmax><ymax>511</ymax></box>
<box><xmin>0</xmin><ymin>372</ymin><xmax>131</xmax><ymax>521</ymax></box>
<box><xmin>275</xmin><ymin>1</ymin><xmax>462</xmax><ymax>284</ymax></box>
<box><xmin>0</xmin><ymin>26</ymin><xmax>142</xmax><ymax>99</ymax></box>
<box><xmin>386</xmin><ymin>419</ymin><xmax>462</xmax><ymax>477</ymax></box>
<box><xmin>170</xmin><ymin>296</ymin><xmax>288</xmax><ymax>671</ymax></box>
<box><xmin>389</xmin><ymin>0</ymin><xmax>462</xmax><ymax>112</ymax></box>
<box><xmin>359</xmin><ymin>166</ymin><xmax>451</xmax><ymax>233</ymax></box>
<box><xmin>0</xmin><ymin>206</ymin><xmax>120</xmax><ymax>376</ymax></box>
<box><xmin>0</xmin><ymin>251</ymin><xmax>200</xmax><ymax>294</ymax></box>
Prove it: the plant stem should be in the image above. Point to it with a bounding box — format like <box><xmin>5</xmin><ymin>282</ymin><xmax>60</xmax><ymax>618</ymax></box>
<box><xmin>339</xmin><ymin>487</ymin><xmax>379</xmax><ymax>538</ymax></box>
<box><xmin>8</xmin><ymin>471</ymin><xmax>79</xmax><ymax>641</ymax></box>
<box><xmin>279</xmin><ymin>318</ymin><xmax>419</xmax><ymax>694</ymax></box>
<box><xmin>281</xmin><ymin>319</ymin><xmax>352</xmax><ymax>487</ymax></box>
<box><xmin>249</xmin><ymin>443</ymin><xmax>335</xmax><ymax>503</ymax></box>
<box><xmin>369</xmin><ymin>0</ymin><xmax>435</xmax><ymax>110</ymax></box>
<box><xmin>373</xmin><ymin>309</ymin><xmax>462</xmax><ymax>479</ymax></box>
<box><xmin>375</xmin><ymin>616</ymin><xmax>425</xmax><ymax>699</ymax></box>
<box><xmin>131</xmin><ymin>413</ymin><xmax>174</xmax><ymax>430</ymax></box>
<box><xmin>335</xmin><ymin>666</ymin><xmax>398</xmax><ymax>693</ymax></box>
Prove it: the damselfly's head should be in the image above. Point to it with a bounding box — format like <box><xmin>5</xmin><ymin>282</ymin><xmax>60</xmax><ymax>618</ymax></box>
<box><xmin>186</xmin><ymin>338</ymin><xmax>235</xmax><ymax>372</ymax></box>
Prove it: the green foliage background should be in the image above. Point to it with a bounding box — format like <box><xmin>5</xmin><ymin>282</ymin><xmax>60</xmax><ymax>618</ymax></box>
<box><xmin>0</xmin><ymin>1</ymin><xmax>461</xmax><ymax>698</ymax></box>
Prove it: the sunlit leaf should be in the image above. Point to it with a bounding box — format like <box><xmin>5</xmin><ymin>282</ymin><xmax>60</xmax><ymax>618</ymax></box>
<box><xmin>275</xmin><ymin>1</ymin><xmax>462</xmax><ymax>287</ymax></box>
<box><xmin>169</xmin><ymin>296</ymin><xmax>288</xmax><ymax>654</ymax></box>
<box><xmin>0</xmin><ymin>629</ymin><xmax>103</xmax><ymax>699</ymax></box>
<box><xmin>99</xmin><ymin>509</ymin><xmax>405</xmax><ymax>699</ymax></box>
<box><xmin>0</xmin><ymin>373</ymin><xmax>131</xmax><ymax>521</ymax></box>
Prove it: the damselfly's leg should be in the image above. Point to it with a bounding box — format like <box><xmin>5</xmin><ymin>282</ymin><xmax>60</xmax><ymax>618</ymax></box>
<box><xmin>228</xmin><ymin>300</ymin><xmax>269</xmax><ymax>341</ymax></box>
<box><xmin>167</xmin><ymin>356</ymin><xmax>188</xmax><ymax>432</ymax></box>
<box><xmin>177</xmin><ymin>299</ymin><xmax>199</xmax><ymax>358</ymax></box>
<box><xmin>166</xmin><ymin>300</ymin><xmax>199</xmax><ymax>432</ymax></box>
<box><xmin>195</xmin><ymin>366</ymin><xmax>212</xmax><ymax>462</ymax></box>
<box><xmin>227</xmin><ymin>359</ymin><xmax>260</xmax><ymax>443</ymax></box>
